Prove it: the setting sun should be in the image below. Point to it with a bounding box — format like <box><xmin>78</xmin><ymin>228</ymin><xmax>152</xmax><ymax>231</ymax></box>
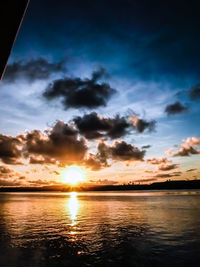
<box><xmin>62</xmin><ymin>166</ymin><xmax>85</xmax><ymax>185</ymax></box>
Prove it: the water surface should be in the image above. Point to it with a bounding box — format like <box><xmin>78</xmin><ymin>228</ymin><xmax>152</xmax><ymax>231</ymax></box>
<box><xmin>0</xmin><ymin>190</ymin><xmax>200</xmax><ymax>266</ymax></box>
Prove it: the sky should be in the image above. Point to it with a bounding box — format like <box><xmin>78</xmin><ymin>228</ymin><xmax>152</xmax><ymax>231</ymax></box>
<box><xmin>0</xmin><ymin>0</ymin><xmax>200</xmax><ymax>186</ymax></box>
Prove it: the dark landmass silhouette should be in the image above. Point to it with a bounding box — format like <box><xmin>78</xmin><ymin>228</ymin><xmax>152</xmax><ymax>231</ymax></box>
<box><xmin>0</xmin><ymin>179</ymin><xmax>200</xmax><ymax>192</ymax></box>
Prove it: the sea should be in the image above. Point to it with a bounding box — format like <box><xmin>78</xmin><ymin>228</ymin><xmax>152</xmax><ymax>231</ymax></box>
<box><xmin>0</xmin><ymin>190</ymin><xmax>200</xmax><ymax>267</ymax></box>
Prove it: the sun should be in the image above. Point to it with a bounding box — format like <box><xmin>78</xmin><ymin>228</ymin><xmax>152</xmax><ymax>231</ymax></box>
<box><xmin>62</xmin><ymin>165</ymin><xmax>85</xmax><ymax>185</ymax></box>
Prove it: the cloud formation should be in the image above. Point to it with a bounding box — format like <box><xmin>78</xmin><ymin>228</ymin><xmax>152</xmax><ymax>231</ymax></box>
<box><xmin>184</xmin><ymin>137</ymin><xmax>200</xmax><ymax>146</ymax></box>
<box><xmin>165</xmin><ymin>101</ymin><xmax>188</xmax><ymax>116</ymax></box>
<box><xmin>4</xmin><ymin>58</ymin><xmax>65</xmax><ymax>82</ymax></box>
<box><xmin>166</xmin><ymin>137</ymin><xmax>200</xmax><ymax>157</ymax></box>
<box><xmin>24</xmin><ymin>121</ymin><xmax>87</xmax><ymax>164</ymax></box>
<box><xmin>173</xmin><ymin>146</ymin><xmax>200</xmax><ymax>157</ymax></box>
<box><xmin>84</xmin><ymin>153</ymin><xmax>106</xmax><ymax>171</ymax></box>
<box><xmin>0</xmin><ymin>180</ymin><xmax>22</xmax><ymax>186</ymax></box>
<box><xmin>154</xmin><ymin>172</ymin><xmax>181</xmax><ymax>178</ymax></box>
<box><xmin>134</xmin><ymin>178</ymin><xmax>157</xmax><ymax>183</ymax></box>
<box><xmin>129</xmin><ymin>115</ymin><xmax>156</xmax><ymax>133</ymax></box>
<box><xmin>0</xmin><ymin>165</ymin><xmax>24</xmax><ymax>186</ymax></box>
<box><xmin>97</xmin><ymin>141</ymin><xmax>145</xmax><ymax>163</ymax></box>
<box><xmin>43</xmin><ymin>68</ymin><xmax>116</xmax><ymax>109</ymax></box>
<box><xmin>0</xmin><ymin>134</ymin><xmax>23</xmax><ymax>164</ymax></box>
<box><xmin>73</xmin><ymin>112</ymin><xmax>130</xmax><ymax>140</ymax></box>
<box><xmin>146</xmin><ymin>157</ymin><xmax>170</xmax><ymax>165</ymax></box>
<box><xmin>29</xmin><ymin>155</ymin><xmax>56</xmax><ymax>164</ymax></box>
<box><xmin>157</xmin><ymin>163</ymin><xmax>179</xmax><ymax>171</ymax></box>
<box><xmin>0</xmin><ymin>119</ymin><xmax>147</xmax><ymax>172</ymax></box>
<box><xmin>83</xmin><ymin>140</ymin><xmax>145</xmax><ymax>170</ymax></box>
<box><xmin>142</xmin><ymin>145</ymin><xmax>151</xmax><ymax>149</ymax></box>
<box><xmin>189</xmin><ymin>84</ymin><xmax>200</xmax><ymax>101</ymax></box>
<box><xmin>0</xmin><ymin>165</ymin><xmax>13</xmax><ymax>175</ymax></box>
<box><xmin>146</xmin><ymin>157</ymin><xmax>178</xmax><ymax>172</ymax></box>
<box><xmin>73</xmin><ymin>112</ymin><xmax>156</xmax><ymax>140</ymax></box>
<box><xmin>186</xmin><ymin>168</ymin><xmax>197</xmax><ymax>172</ymax></box>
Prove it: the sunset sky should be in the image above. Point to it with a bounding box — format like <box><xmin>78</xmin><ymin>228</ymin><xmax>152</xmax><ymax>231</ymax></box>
<box><xmin>0</xmin><ymin>0</ymin><xmax>200</xmax><ymax>186</ymax></box>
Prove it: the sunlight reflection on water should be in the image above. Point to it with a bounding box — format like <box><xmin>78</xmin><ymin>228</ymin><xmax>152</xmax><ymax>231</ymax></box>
<box><xmin>0</xmin><ymin>190</ymin><xmax>200</xmax><ymax>267</ymax></box>
<box><xmin>68</xmin><ymin>192</ymin><xmax>79</xmax><ymax>226</ymax></box>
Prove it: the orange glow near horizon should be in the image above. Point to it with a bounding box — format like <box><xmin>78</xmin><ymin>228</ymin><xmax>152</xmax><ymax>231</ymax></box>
<box><xmin>62</xmin><ymin>165</ymin><xmax>85</xmax><ymax>185</ymax></box>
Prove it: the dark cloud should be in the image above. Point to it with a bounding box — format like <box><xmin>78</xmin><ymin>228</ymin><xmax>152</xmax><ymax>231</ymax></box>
<box><xmin>0</xmin><ymin>180</ymin><xmax>22</xmax><ymax>186</ymax></box>
<box><xmin>91</xmin><ymin>67</ymin><xmax>110</xmax><ymax>81</ymax></box>
<box><xmin>134</xmin><ymin>178</ymin><xmax>157</xmax><ymax>183</ymax></box>
<box><xmin>73</xmin><ymin>112</ymin><xmax>130</xmax><ymax>140</ymax></box>
<box><xmin>129</xmin><ymin>115</ymin><xmax>156</xmax><ymax>133</ymax></box>
<box><xmin>24</xmin><ymin>121</ymin><xmax>87</xmax><ymax>164</ymax></box>
<box><xmin>157</xmin><ymin>163</ymin><xmax>179</xmax><ymax>171</ymax></box>
<box><xmin>0</xmin><ymin>114</ymin><xmax>154</xmax><ymax>170</ymax></box>
<box><xmin>142</xmin><ymin>145</ymin><xmax>151</xmax><ymax>149</ymax></box>
<box><xmin>29</xmin><ymin>179</ymin><xmax>60</xmax><ymax>186</ymax></box>
<box><xmin>146</xmin><ymin>157</ymin><xmax>178</xmax><ymax>171</ymax></box>
<box><xmin>154</xmin><ymin>173</ymin><xmax>172</xmax><ymax>178</ymax></box>
<box><xmin>0</xmin><ymin>165</ymin><xmax>13</xmax><ymax>175</ymax></box>
<box><xmin>110</xmin><ymin>141</ymin><xmax>145</xmax><ymax>161</ymax></box>
<box><xmin>0</xmin><ymin>165</ymin><xmax>23</xmax><ymax>186</ymax></box>
<box><xmin>4</xmin><ymin>58</ymin><xmax>66</xmax><ymax>82</ymax></box>
<box><xmin>84</xmin><ymin>153</ymin><xmax>107</xmax><ymax>171</ymax></box>
<box><xmin>0</xmin><ymin>134</ymin><xmax>22</xmax><ymax>164</ymax></box>
<box><xmin>154</xmin><ymin>172</ymin><xmax>181</xmax><ymax>178</ymax></box>
<box><xmin>186</xmin><ymin>168</ymin><xmax>197</xmax><ymax>172</ymax></box>
<box><xmin>43</xmin><ymin>68</ymin><xmax>116</xmax><ymax>109</ymax></box>
<box><xmin>172</xmin><ymin>171</ymin><xmax>182</xmax><ymax>176</ymax></box>
<box><xmin>96</xmin><ymin>142</ymin><xmax>110</xmax><ymax>166</ymax></box>
<box><xmin>189</xmin><ymin>84</ymin><xmax>200</xmax><ymax>101</ymax></box>
<box><xmin>84</xmin><ymin>141</ymin><xmax>145</xmax><ymax>170</ymax></box>
<box><xmin>73</xmin><ymin>112</ymin><xmax>156</xmax><ymax>140</ymax></box>
<box><xmin>1</xmin><ymin>120</ymin><xmax>145</xmax><ymax>170</ymax></box>
<box><xmin>165</xmin><ymin>101</ymin><xmax>188</xmax><ymax>116</ymax></box>
<box><xmin>98</xmin><ymin>141</ymin><xmax>145</xmax><ymax>163</ymax></box>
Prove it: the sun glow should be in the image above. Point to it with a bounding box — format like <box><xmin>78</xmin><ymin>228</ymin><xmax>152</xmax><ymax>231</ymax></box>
<box><xmin>62</xmin><ymin>165</ymin><xmax>85</xmax><ymax>185</ymax></box>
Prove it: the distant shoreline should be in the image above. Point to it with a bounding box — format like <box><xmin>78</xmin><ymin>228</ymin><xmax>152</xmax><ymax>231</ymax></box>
<box><xmin>0</xmin><ymin>179</ymin><xmax>200</xmax><ymax>192</ymax></box>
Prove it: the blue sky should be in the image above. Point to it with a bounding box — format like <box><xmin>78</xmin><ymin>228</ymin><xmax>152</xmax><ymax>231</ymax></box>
<box><xmin>0</xmin><ymin>0</ymin><xmax>200</xmax><ymax>186</ymax></box>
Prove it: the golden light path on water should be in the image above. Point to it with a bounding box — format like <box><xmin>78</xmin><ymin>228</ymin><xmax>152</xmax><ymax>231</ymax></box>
<box><xmin>1</xmin><ymin>191</ymin><xmax>200</xmax><ymax>266</ymax></box>
<box><xmin>67</xmin><ymin>192</ymin><xmax>79</xmax><ymax>227</ymax></box>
